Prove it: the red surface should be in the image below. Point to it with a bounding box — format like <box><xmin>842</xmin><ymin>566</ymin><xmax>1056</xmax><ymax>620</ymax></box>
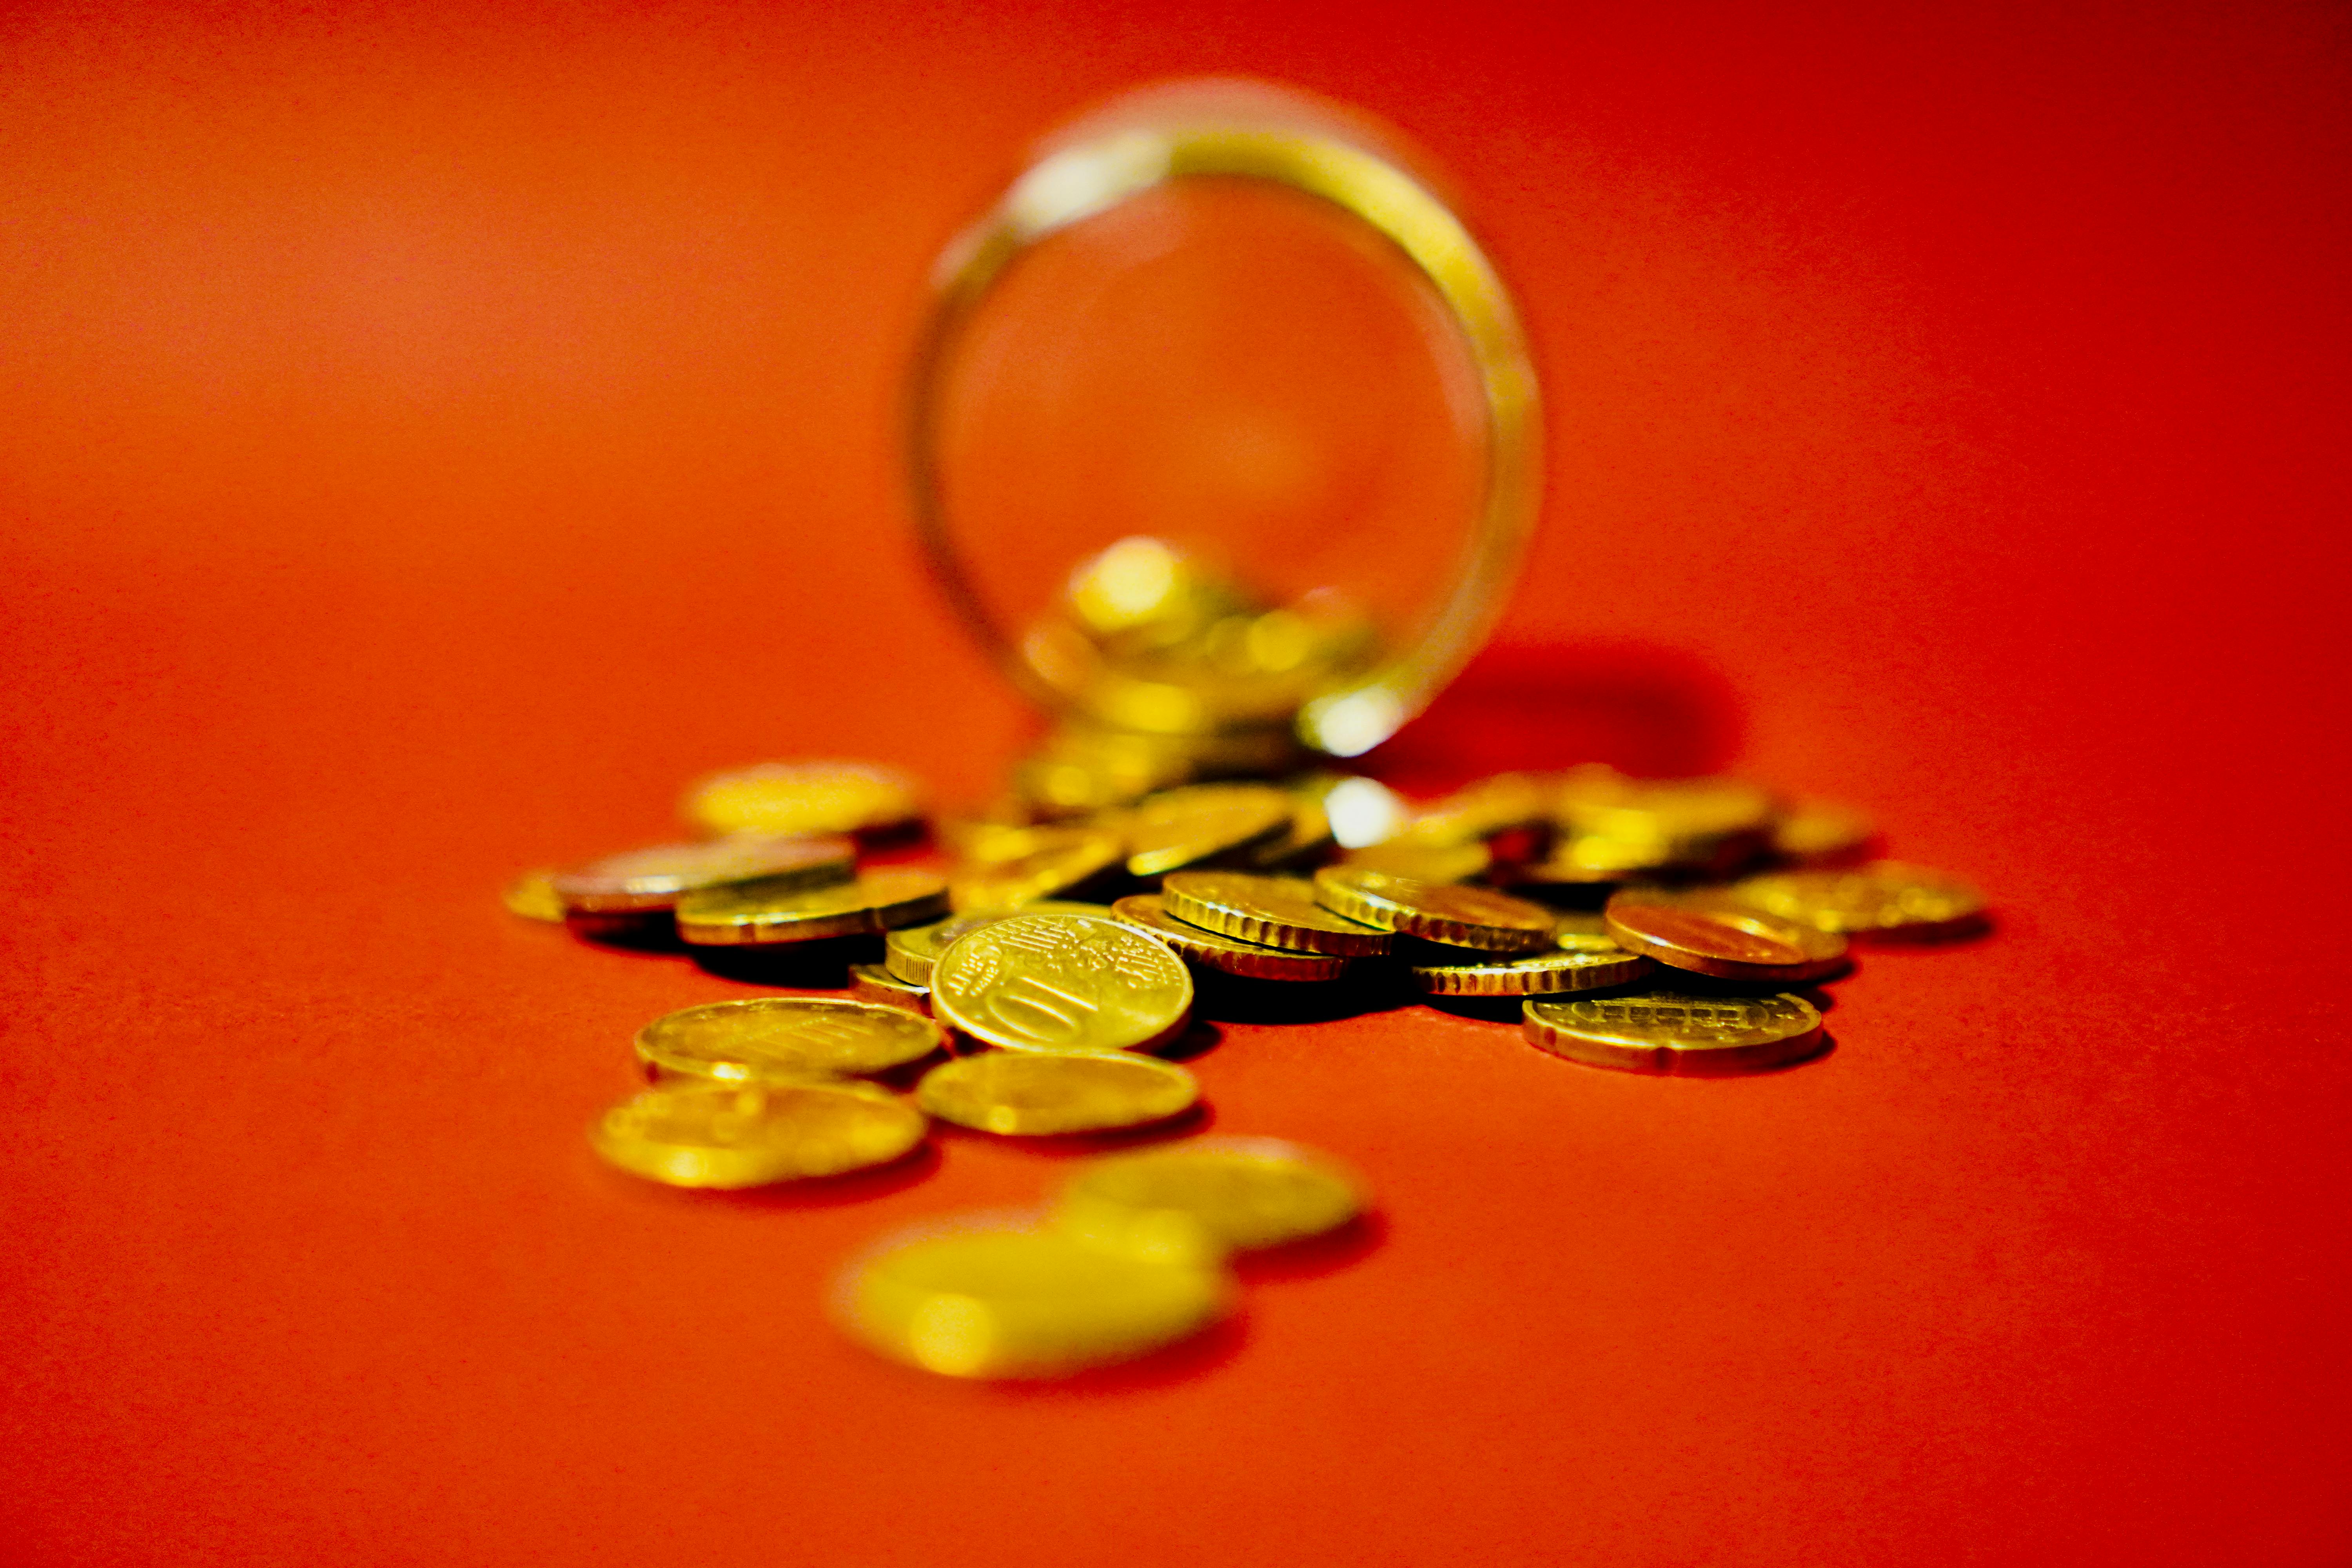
<box><xmin>4</xmin><ymin>3</ymin><xmax>2349</xmax><ymax>1564</ymax></box>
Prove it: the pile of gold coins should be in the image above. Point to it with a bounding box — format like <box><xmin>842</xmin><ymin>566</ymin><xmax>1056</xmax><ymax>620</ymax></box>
<box><xmin>508</xmin><ymin>751</ymin><xmax>1986</xmax><ymax>1377</ymax></box>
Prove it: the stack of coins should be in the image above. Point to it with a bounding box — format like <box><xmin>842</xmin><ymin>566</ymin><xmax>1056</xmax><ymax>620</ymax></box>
<box><xmin>512</xmin><ymin>753</ymin><xmax>1986</xmax><ymax>1375</ymax></box>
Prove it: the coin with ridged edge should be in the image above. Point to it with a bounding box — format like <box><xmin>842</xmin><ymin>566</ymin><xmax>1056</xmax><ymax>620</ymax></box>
<box><xmin>1311</xmin><ymin>866</ymin><xmax>1555</xmax><ymax>952</ymax></box>
<box><xmin>930</xmin><ymin>913</ymin><xmax>1194</xmax><ymax>1054</ymax></box>
<box><xmin>1055</xmin><ymin>1137</ymin><xmax>1368</xmax><ymax>1265</ymax></box>
<box><xmin>849</xmin><ymin>962</ymin><xmax>931</xmax><ymax>1015</ymax></box>
<box><xmin>590</xmin><ymin>1080</ymin><xmax>927</xmax><ymax>1187</ymax></box>
<box><xmin>1603</xmin><ymin>888</ymin><xmax>1848</xmax><ymax>980</ymax></box>
<box><xmin>915</xmin><ymin>1050</ymin><xmax>1200</xmax><ymax>1135</ymax></box>
<box><xmin>1523</xmin><ymin>990</ymin><xmax>1825</xmax><ymax>1075</ymax></box>
<box><xmin>1161</xmin><ymin>871</ymin><xmax>1392</xmax><ymax>956</ymax></box>
<box><xmin>886</xmin><ymin>901</ymin><xmax>1114</xmax><ymax>986</ymax></box>
<box><xmin>675</xmin><ymin>867</ymin><xmax>950</xmax><ymax>947</ymax></box>
<box><xmin>552</xmin><ymin>833</ymin><xmax>854</xmax><ymax>917</ymax></box>
<box><xmin>634</xmin><ymin>997</ymin><xmax>945</xmax><ymax>1083</ymax></box>
<box><xmin>1111</xmin><ymin>894</ymin><xmax>1350</xmax><ymax>982</ymax></box>
<box><xmin>831</xmin><ymin>1217</ymin><xmax>1230</xmax><ymax>1378</ymax></box>
<box><xmin>1406</xmin><ymin>943</ymin><xmax>1654</xmax><ymax>996</ymax></box>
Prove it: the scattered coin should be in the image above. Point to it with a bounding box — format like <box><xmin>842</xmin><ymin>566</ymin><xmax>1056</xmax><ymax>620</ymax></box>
<box><xmin>886</xmin><ymin>900</ymin><xmax>1115</xmax><ymax>987</ymax></box>
<box><xmin>1550</xmin><ymin>911</ymin><xmax>1620</xmax><ymax>953</ymax></box>
<box><xmin>590</xmin><ymin>1080</ymin><xmax>927</xmax><ymax>1187</ymax></box>
<box><xmin>680</xmin><ymin>759</ymin><xmax>924</xmax><ymax>840</ymax></box>
<box><xmin>501</xmin><ymin>867</ymin><xmax>566</xmax><ymax>923</ymax></box>
<box><xmin>1122</xmin><ymin>783</ymin><xmax>1294</xmax><ymax>878</ymax></box>
<box><xmin>832</xmin><ymin>1218</ymin><xmax>1230</xmax><ymax>1378</ymax></box>
<box><xmin>849</xmin><ymin>962</ymin><xmax>931</xmax><ymax>1015</ymax></box>
<box><xmin>948</xmin><ymin>827</ymin><xmax>1124</xmax><ymax>913</ymax></box>
<box><xmin>1338</xmin><ymin>838</ymin><xmax>1491</xmax><ymax>882</ymax></box>
<box><xmin>552</xmin><ymin>833</ymin><xmax>855</xmax><ymax>920</ymax></box>
<box><xmin>1603</xmin><ymin>888</ymin><xmax>1849</xmax><ymax>980</ymax></box>
<box><xmin>1399</xmin><ymin>773</ymin><xmax>1553</xmax><ymax>848</ymax></box>
<box><xmin>1056</xmin><ymin>1136</ymin><xmax>1368</xmax><ymax>1264</ymax></box>
<box><xmin>1731</xmin><ymin>862</ymin><xmax>1986</xmax><ymax>939</ymax></box>
<box><xmin>1161</xmin><ymin>870</ymin><xmax>1392</xmax><ymax>956</ymax></box>
<box><xmin>1111</xmin><ymin>893</ymin><xmax>1352</xmax><ymax>982</ymax></box>
<box><xmin>1405</xmin><ymin>943</ymin><xmax>1654</xmax><ymax>996</ymax></box>
<box><xmin>1248</xmin><ymin>791</ymin><xmax>1336</xmax><ymax>869</ymax></box>
<box><xmin>930</xmin><ymin>912</ymin><xmax>1194</xmax><ymax>1055</ymax></box>
<box><xmin>915</xmin><ymin>1050</ymin><xmax>1200</xmax><ymax>1135</ymax></box>
<box><xmin>633</xmin><ymin>997</ymin><xmax>945</xmax><ymax>1084</ymax></box>
<box><xmin>1312</xmin><ymin>866</ymin><xmax>1555</xmax><ymax>952</ymax></box>
<box><xmin>1522</xmin><ymin>990</ymin><xmax>1825</xmax><ymax>1076</ymax></box>
<box><xmin>674</xmin><ymin>866</ymin><xmax>950</xmax><ymax>947</ymax></box>
<box><xmin>1768</xmin><ymin>799</ymin><xmax>1878</xmax><ymax>866</ymax></box>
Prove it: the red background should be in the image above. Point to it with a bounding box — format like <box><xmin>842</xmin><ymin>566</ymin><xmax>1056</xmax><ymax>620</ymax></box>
<box><xmin>4</xmin><ymin>3</ymin><xmax>2349</xmax><ymax>1564</ymax></box>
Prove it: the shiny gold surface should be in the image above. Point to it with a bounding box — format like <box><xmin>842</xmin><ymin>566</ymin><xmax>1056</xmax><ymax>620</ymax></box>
<box><xmin>633</xmin><ymin>997</ymin><xmax>944</xmax><ymax>1083</ymax></box>
<box><xmin>673</xmin><ymin>867</ymin><xmax>951</xmax><ymax>947</ymax></box>
<box><xmin>948</xmin><ymin>827</ymin><xmax>1124</xmax><ymax>913</ymax></box>
<box><xmin>551</xmin><ymin>833</ymin><xmax>855</xmax><ymax>916</ymax></box>
<box><xmin>1311</xmin><ymin>865</ymin><xmax>1554</xmax><ymax>952</ymax></box>
<box><xmin>929</xmin><ymin>913</ymin><xmax>1194</xmax><ymax>1054</ymax></box>
<box><xmin>500</xmin><ymin>868</ymin><xmax>566</xmax><ymax>923</ymax></box>
<box><xmin>1603</xmin><ymin>889</ymin><xmax>1849</xmax><ymax>980</ymax></box>
<box><xmin>1768</xmin><ymin>799</ymin><xmax>1878</xmax><ymax>866</ymax></box>
<box><xmin>1338</xmin><ymin>838</ymin><xmax>1492</xmax><ymax>882</ymax></box>
<box><xmin>833</xmin><ymin>1221</ymin><xmax>1229</xmax><ymax>1378</ymax></box>
<box><xmin>590</xmin><ymin>1080</ymin><xmax>927</xmax><ymax>1187</ymax></box>
<box><xmin>1400</xmin><ymin>773</ymin><xmax>1552</xmax><ymax>848</ymax></box>
<box><xmin>1122</xmin><ymin>783</ymin><xmax>1294</xmax><ymax>878</ymax></box>
<box><xmin>906</xmin><ymin>96</ymin><xmax>1543</xmax><ymax>758</ymax></box>
<box><xmin>680</xmin><ymin>759</ymin><xmax>925</xmax><ymax>839</ymax></box>
<box><xmin>1111</xmin><ymin>893</ymin><xmax>1351</xmax><ymax>982</ymax></box>
<box><xmin>1056</xmin><ymin>1136</ymin><xmax>1368</xmax><ymax>1263</ymax></box>
<box><xmin>915</xmin><ymin>1049</ymin><xmax>1200</xmax><ymax>1135</ymax></box>
<box><xmin>887</xmin><ymin>901</ymin><xmax>1115</xmax><ymax>985</ymax></box>
<box><xmin>1161</xmin><ymin>869</ymin><xmax>1392</xmax><ymax>956</ymax></box>
<box><xmin>1733</xmin><ymin>861</ymin><xmax>1986</xmax><ymax>938</ymax></box>
<box><xmin>1548</xmin><ymin>768</ymin><xmax>1777</xmax><ymax>875</ymax></box>
<box><xmin>849</xmin><ymin>962</ymin><xmax>931</xmax><ymax>1015</ymax></box>
<box><xmin>1550</xmin><ymin>911</ymin><xmax>1620</xmax><ymax>953</ymax></box>
<box><xmin>1405</xmin><ymin>943</ymin><xmax>1653</xmax><ymax>996</ymax></box>
<box><xmin>1522</xmin><ymin>991</ymin><xmax>1826</xmax><ymax>1076</ymax></box>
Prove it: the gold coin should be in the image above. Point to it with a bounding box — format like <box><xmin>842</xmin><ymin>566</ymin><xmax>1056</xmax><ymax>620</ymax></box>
<box><xmin>930</xmin><ymin>913</ymin><xmax>1194</xmax><ymax>1055</ymax></box>
<box><xmin>887</xmin><ymin>901</ymin><xmax>1114</xmax><ymax>985</ymax></box>
<box><xmin>947</xmin><ymin>828</ymin><xmax>1123</xmax><ymax>913</ymax></box>
<box><xmin>1523</xmin><ymin>990</ymin><xmax>1825</xmax><ymax>1075</ymax></box>
<box><xmin>1399</xmin><ymin>772</ymin><xmax>1553</xmax><ymax>848</ymax></box>
<box><xmin>1551</xmin><ymin>910</ymin><xmax>1619</xmax><ymax>952</ymax></box>
<box><xmin>1056</xmin><ymin>1136</ymin><xmax>1368</xmax><ymax>1264</ymax></box>
<box><xmin>551</xmin><ymin>833</ymin><xmax>855</xmax><ymax>916</ymax></box>
<box><xmin>674</xmin><ymin>867</ymin><xmax>950</xmax><ymax>947</ymax></box>
<box><xmin>915</xmin><ymin>1050</ymin><xmax>1200</xmax><ymax>1135</ymax></box>
<box><xmin>1311</xmin><ymin>866</ymin><xmax>1555</xmax><ymax>952</ymax></box>
<box><xmin>1122</xmin><ymin>783</ymin><xmax>1294</xmax><ymax>878</ymax></box>
<box><xmin>501</xmin><ymin>868</ymin><xmax>566</xmax><ymax>922</ymax></box>
<box><xmin>1338</xmin><ymin>838</ymin><xmax>1492</xmax><ymax>882</ymax></box>
<box><xmin>1247</xmin><ymin>793</ymin><xmax>1336</xmax><ymax>869</ymax></box>
<box><xmin>1161</xmin><ymin>870</ymin><xmax>1393</xmax><ymax>956</ymax></box>
<box><xmin>680</xmin><ymin>759</ymin><xmax>924</xmax><ymax>839</ymax></box>
<box><xmin>1731</xmin><ymin>861</ymin><xmax>1985</xmax><ymax>939</ymax></box>
<box><xmin>1768</xmin><ymin>799</ymin><xmax>1877</xmax><ymax>865</ymax></box>
<box><xmin>1552</xmin><ymin>768</ymin><xmax>1775</xmax><ymax>873</ymax></box>
<box><xmin>1406</xmin><ymin>944</ymin><xmax>1654</xmax><ymax>996</ymax></box>
<box><xmin>849</xmin><ymin>962</ymin><xmax>930</xmax><ymax>1015</ymax></box>
<box><xmin>633</xmin><ymin>997</ymin><xmax>945</xmax><ymax>1083</ymax></box>
<box><xmin>1603</xmin><ymin>888</ymin><xmax>1849</xmax><ymax>980</ymax></box>
<box><xmin>1110</xmin><ymin>894</ymin><xmax>1351</xmax><ymax>982</ymax></box>
<box><xmin>590</xmin><ymin>1080</ymin><xmax>927</xmax><ymax>1186</ymax></box>
<box><xmin>832</xmin><ymin>1219</ymin><xmax>1230</xmax><ymax>1378</ymax></box>
<box><xmin>1506</xmin><ymin>830</ymin><xmax>1680</xmax><ymax>886</ymax></box>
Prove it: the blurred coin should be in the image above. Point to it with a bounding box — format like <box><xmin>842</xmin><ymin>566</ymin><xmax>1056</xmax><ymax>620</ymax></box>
<box><xmin>949</xmin><ymin>828</ymin><xmax>1123</xmax><ymax>913</ymax></box>
<box><xmin>1732</xmin><ymin>861</ymin><xmax>1986</xmax><ymax>939</ymax></box>
<box><xmin>552</xmin><ymin>833</ymin><xmax>854</xmax><ymax>918</ymax></box>
<box><xmin>1522</xmin><ymin>990</ymin><xmax>1825</xmax><ymax>1075</ymax></box>
<box><xmin>1312</xmin><ymin>866</ymin><xmax>1555</xmax><ymax>953</ymax></box>
<box><xmin>1504</xmin><ymin>830</ymin><xmax>1680</xmax><ymax>887</ymax></box>
<box><xmin>1400</xmin><ymin>773</ymin><xmax>1553</xmax><ymax>848</ymax></box>
<box><xmin>850</xmin><ymin>962</ymin><xmax>931</xmax><ymax>1015</ymax></box>
<box><xmin>675</xmin><ymin>867</ymin><xmax>949</xmax><ymax>947</ymax></box>
<box><xmin>1161</xmin><ymin>870</ymin><xmax>1392</xmax><ymax>956</ymax></box>
<box><xmin>887</xmin><ymin>900</ymin><xmax>1115</xmax><ymax>986</ymax></box>
<box><xmin>916</xmin><ymin>1050</ymin><xmax>1199</xmax><ymax>1135</ymax></box>
<box><xmin>1248</xmin><ymin>793</ymin><xmax>1336</xmax><ymax>870</ymax></box>
<box><xmin>1603</xmin><ymin>888</ymin><xmax>1849</xmax><ymax>981</ymax></box>
<box><xmin>1338</xmin><ymin>839</ymin><xmax>1491</xmax><ymax>882</ymax></box>
<box><xmin>832</xmin><ymin>1217</ymin><xmax>1230</xmax><ymax>1378</ymax></box>
<box><xmin>681</xmin><ymin>759</ymin><xmax>924</xmax><ymax>840</ymax></box>
<box><xmin>1123</xmin><ymin>783</ymin><xmax>1294</xmax><ymax>878</ymax></box>
<box><xmin>1551</xmin><ymin>911</ymin><xmax>1619</xmax><ymax>952</ymax></box>
<box><xmin>590</xmin><ymin>1080</ymin><xmax>926</xmax><ymax>1187</ymax></box>
<box><xmin>930</xmin><ymin>913</ymin><xmax>1194</xmax><ymax>1054</ymax></box>
<box><xmin>1768</xmin><ymin>799</ymin><xmax>1878</xmax><ymax>866</ymax></box>
<box><xmin>501</xmin><ymin>868</ymin><xmax>566</xmax><ymax>923</ymax></box>
<box><xmin>1406</xmin><ymin>944</ymin><xmax>1653</xmax><ymax>997</ymax></box>
<box><xmin>1111</xmin><ymin>894</ymin><xmax>1351</xmax><ymax>982</ymax></box>
<box><xmin>1056</xmin><ymin>1136</ymin><xmax>1368</xmax><ymax>1265</ymax></box>
<box><xmin>633</xmin><ymin>997</ymin><xmax>944</xmax><ymax>1084</ymax></box>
